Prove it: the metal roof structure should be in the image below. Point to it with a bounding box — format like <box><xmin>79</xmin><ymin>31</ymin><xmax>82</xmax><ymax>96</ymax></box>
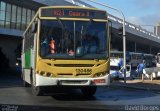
<box><xmin>1</xmin><ymin>0</ymin><xmax>160</xmax><ymax>46</ymax></box>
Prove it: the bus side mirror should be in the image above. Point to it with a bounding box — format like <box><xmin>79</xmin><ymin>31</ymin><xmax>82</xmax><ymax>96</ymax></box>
<box><xmin>31</xmin><ymin>21</ymin><xmax>38</xmax><ymax>33</ymax></box>
<box><xmin>108</xmin><ymin>20</ymin><xmax>112</xmax><ymax>49</ymax></box>
<box><xmin>108</xmin><ymin>20</ymin><xmax>112</xmax><ymax>38</ymax></box>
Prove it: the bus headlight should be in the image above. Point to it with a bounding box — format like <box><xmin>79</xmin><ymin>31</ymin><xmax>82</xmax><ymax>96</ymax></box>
<box><xmin>38</xmin><ymin>71</ymin><xmax>55</xmax><ymax>77</ymax></box>
<box><xmin>93</xmin><ymin>71</ymin><xmax>107</xmax><ymax>78</ymax></box>
<box><xmin>46</xmin><ymin>72</ymin><xmax>52</xmax><ymax>77</ymax></box>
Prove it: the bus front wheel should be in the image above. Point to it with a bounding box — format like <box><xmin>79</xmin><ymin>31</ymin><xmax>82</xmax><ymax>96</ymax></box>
<box><xmin>23</xmin><ymin>81</ymin><xmax>30</xmax><ymax>87</ymax></box>
<box><xmin>31</xmin><ymin>83</ymin><xmax>43</xmax><ymax>96</ymax></box>
<box><xmin>81</xmin><ymin>86</ymin><xmax>97</xmax><ymax>97</ymax></box>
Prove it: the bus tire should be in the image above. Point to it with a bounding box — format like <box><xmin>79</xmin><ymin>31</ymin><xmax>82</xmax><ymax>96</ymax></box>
<box><xmin>31</xmin><ymin>83</ymin><xmax>43</xmax><ymax>96</ymax></box>
<box><xmin>30</xmin><ymin>71</ymin><xmax>43</xmax><ymax>96</ymax></box>
<box><xmin>23</xmin><ymin>81</ymin><xmax>30</xmax><ymax>87</ymax></box>
<box><xmin>81</xmin><ymin>86</ymin><xmax>97</xmax><ymax>97</ymax></box>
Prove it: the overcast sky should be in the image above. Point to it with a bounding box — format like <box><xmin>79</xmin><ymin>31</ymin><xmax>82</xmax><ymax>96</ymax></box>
<box><xmin>85</xmin><ymin>0</ymin><xmax>160</xmax><ymax>32</ymax></box>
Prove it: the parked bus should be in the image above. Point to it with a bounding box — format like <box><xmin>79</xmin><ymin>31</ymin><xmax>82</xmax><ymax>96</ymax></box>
<box><xmin>129</xmin><ymin>52</ymin><xmax>155</xmax><ymax>68</ymax></box>
<box><xmin>22</xmin><ymin>6</ymin><xmax>111</xmax><ymax>96</ymax></box>
<box><xmin>144</xmin><ymin>54</ymin><xmax>154</xmax><ymax>68</ymax></box>
<box><xmin>110</xmin><ymin>51</ymin><xmax>123</xmax><ymax>59</ymax></box>
<box><xmin>128</xmin><ymin>52</ymin><xmax>144</xmax><ymax>68</ymax></box>
<box><xmin>157</xmin><ymin>53</ymin><xmax>160</xmax><ymax>67</ymax></box>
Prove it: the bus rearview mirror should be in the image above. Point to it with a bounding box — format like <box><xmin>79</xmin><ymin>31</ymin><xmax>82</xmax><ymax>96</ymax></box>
<box><xmin>31</xmin><ymin>22</ymin><xmax>38</xmax><ymax>33</ymax></box>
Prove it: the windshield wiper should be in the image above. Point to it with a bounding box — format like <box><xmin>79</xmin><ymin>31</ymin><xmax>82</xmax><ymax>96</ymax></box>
<box><xmin>82</xmin><ymin>19</ymin><xmax>93</xmax><ymax>36</ymax></box>
<box><xmin>56</xmin><ymin>17</ymin><xmax>65</xmax><ymax>31</ymax></box>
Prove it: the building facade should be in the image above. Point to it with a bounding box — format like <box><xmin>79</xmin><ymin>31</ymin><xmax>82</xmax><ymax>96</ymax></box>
<box><xmin>0</xmin><ymin>0</ymin><xmax>91</xmax><ymax>70</ymax></box>
<box><xmin>154</xmin><ymin>22</ymin><xmax>160</xmax><ymax>36</ymax></box>
<box><xmin>0</xmin><ymin>0</ymin><xmax>42</xmax><ymax>70</ymax></box>
<box><xmin>1</xmin><ymin>0</ymin><xmax>159</xmax><ymax>71</ymax></box>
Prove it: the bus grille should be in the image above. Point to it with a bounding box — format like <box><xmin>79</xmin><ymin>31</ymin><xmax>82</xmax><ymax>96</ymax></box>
<box><xmin>57</xmin><ymin>73</ymin><xmax>91</xmax><ymax>77</ymax></box>
<box><xmin>54</xmin><ymin>64</ymin><xmax>94</xmax><ymax>67</ymax></box>
<box><xmin>60</xmin><ymin>80</ymin><xmax>88</xmax><ymax>85</ymax></box>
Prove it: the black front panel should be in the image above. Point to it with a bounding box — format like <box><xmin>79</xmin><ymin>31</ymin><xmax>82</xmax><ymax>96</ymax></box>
<box><xmin>41</xmin><ymin>8</ymin><xmax>107</xmax><ymax>19</ymax></box>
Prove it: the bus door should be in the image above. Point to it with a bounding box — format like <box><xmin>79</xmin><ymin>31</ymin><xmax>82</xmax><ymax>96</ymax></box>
<box><xmin>31</xmin><ymin>21</ymin><xmax>38</xmax><ymax>70</ymax></box>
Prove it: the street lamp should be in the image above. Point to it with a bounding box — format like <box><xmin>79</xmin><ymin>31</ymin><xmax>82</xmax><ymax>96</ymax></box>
<box><xmin>85</xmin><ymin>0</ymin><xmax>127</xmax><ymax>83</ymax></box>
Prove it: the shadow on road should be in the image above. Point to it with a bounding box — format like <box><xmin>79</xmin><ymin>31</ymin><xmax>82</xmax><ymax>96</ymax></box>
<box><xmin>0</xmin><ymin>71</ymin><xmax>159</xmax><ymax>103</ymax></box>
<box><xmin>0</xmin><ymin>71</ymin><xmax>23</xmax><ymax>88</ymax></box>
<box><xmin>51</xmin><ymin>89</ymin><xmax>97</xmax><ymax>101</ymax></box>
<box><xmin>35</xmin><ymin>86</ymin><xmax>97</xmax><ymax>101</ymax></box>
<box><xmin>112</xmin><ymin>80</ymin><xmax>160</xmax><ymax>91</ymax></box>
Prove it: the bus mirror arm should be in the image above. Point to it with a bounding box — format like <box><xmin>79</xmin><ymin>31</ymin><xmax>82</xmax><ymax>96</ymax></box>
<box><xmin>31</xmin><ymin>21</ymin><xmax>38</xmax><ymax>33</ymax></box>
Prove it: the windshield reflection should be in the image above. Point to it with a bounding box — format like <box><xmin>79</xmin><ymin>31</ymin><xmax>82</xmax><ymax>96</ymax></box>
<box><xmin>40</xmin><ymin>20</ymin><xmax>108</xmax><ymax>59</ymax></box>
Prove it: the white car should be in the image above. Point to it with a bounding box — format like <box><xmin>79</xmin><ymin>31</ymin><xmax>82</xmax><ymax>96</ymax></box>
<box><xmin>110</xmin><ymin>65</ymin><xmax>120</xmax><ymax>79</ymax></box>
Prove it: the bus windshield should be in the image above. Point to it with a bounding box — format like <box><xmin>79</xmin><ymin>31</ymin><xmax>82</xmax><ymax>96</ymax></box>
<box><xmin>40</xmin><ymin>20</ymin><xmax>108</xmax><ymax>59</ymax></box>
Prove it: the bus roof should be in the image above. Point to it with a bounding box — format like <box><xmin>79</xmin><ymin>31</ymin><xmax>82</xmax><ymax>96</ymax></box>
<box><xmin>39</xmin><ymin>6</ymin><xmax>107</xmax><ymax>12</ymax></box>
<box><xmin>39</xmin><ymin>6</ymin><xmax>107</xmax><ymax>19</ymax></box>
<box><xmin>23</xmin><ymin>6</ymin><xmax>108</xmax><ymax>37</ymax></box>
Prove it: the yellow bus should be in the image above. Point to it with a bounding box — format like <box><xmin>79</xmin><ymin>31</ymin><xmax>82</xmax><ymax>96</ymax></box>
<box><xmin>22</xmin><ymin>6</ymin><xmax>110</xmax><ymax>96</ymax></box>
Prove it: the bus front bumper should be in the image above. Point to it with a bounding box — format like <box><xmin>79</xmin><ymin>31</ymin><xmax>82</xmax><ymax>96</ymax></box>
<box><xmin>35</xmin><ymin>74</ymin><xmax>110</xmax><ymax>86</ymax></box>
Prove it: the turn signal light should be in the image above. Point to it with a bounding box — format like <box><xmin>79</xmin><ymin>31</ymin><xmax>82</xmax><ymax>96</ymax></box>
<box><xmin>93</xmin><ymin>79</ymin><xmax>105</xmax><ymax>84</ymax></box>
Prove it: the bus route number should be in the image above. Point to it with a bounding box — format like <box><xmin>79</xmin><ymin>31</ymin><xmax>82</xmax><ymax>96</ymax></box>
<box><xmin>53</xmin><ymin>10</ymin><xmax>64</xmax><ymax>16</ymax></box>
<box><xmin>76</xmin><ymin>69</ymin><xmax>92</xmax><ymax>74</ymax></box>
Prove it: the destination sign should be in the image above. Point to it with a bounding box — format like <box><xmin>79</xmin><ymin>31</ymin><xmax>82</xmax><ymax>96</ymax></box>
<box><xmin>41</xmin><ymin>8</ymin><xmax>107</xmax><ymax>19</ymax></box>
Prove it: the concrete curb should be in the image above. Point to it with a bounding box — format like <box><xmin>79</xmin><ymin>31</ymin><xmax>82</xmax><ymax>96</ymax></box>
<box><xmin>110</xmin><ymin>83</ymin><xmax>160</xmax><ymax>92</ymax></box>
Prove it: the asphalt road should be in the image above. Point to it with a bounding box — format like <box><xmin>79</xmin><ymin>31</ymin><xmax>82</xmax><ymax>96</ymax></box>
<box><xmin>0</xmin><ymin>73</ymin><xmax>160</xmax><ymax>111</ymax></box>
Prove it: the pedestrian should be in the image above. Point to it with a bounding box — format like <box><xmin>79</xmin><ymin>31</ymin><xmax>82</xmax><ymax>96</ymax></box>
<box><xmin>137</xmin><ymin>60</ymin><xmax>146</xmax><ymax>79</ymax></box>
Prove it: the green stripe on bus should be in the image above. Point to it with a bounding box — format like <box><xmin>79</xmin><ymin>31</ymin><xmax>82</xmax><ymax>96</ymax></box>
<box><xmin>25</xmin><ymin>49</ymin><xmax>31</xmax><ymax>69</ymax></box>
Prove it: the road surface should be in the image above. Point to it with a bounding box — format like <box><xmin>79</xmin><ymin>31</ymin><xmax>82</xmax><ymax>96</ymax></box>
<box><xmin>0</xmin><ymin>73</ymin><xmax>160</xmax><ymax>111</ymax></box>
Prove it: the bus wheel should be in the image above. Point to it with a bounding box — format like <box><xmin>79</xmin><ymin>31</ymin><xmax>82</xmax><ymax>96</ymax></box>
<box><xmin>23</xmin><ymin>81</ymin><xmax>30</xmax><ymax>87</ymax></box>
<box><xmin>81</xmin><ymin>86</ymin><xmax>97</xmax><ymax>97</ymax></box>
<box><xmin>31</xmin><ymin>83</ymin><xmax>43</xmax><ymax>96</ymax></box>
